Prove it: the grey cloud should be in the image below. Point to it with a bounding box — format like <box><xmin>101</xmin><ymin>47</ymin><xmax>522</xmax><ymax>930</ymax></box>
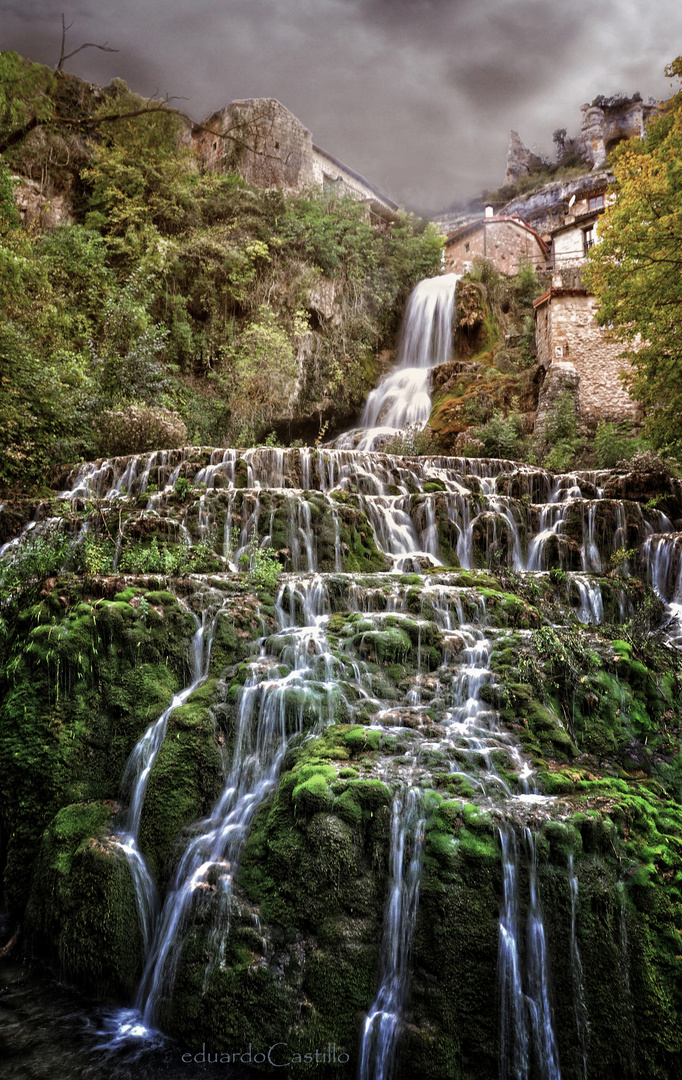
<box><xmin>2</xmin><ymin>0</ymin><xmax>680</xmax><ymax>210</ymax></box>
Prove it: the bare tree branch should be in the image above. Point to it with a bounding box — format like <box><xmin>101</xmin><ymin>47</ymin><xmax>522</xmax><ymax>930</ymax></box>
<box><xmin>56</xmin><ymin>13</ymin><xmax>118</xmax><ymax>72</ymax></box>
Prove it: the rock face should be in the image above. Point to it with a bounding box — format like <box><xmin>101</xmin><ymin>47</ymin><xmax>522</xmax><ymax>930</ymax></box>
<box><xmin>578</xmin><ymin>93</ymin><xmax>658</xmax><ymax>169</ymax></box>
<box><xmin>501</xmin><ymin>170</ymin><xmax>613</xmax><ymax>237</ymax></box>
<box><xmin>12</xmin><ymin>175</ymin><xmax>74</xmax><ymax>229</ymax></box>
<box><xmin>504</xmin><ymin>129</ymin><xmax>548</xmax><ymax>186</ymax></box>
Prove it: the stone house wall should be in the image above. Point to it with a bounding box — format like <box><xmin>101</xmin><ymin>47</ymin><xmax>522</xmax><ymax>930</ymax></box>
<box><xmin>191</xmin><ymin>98</ymin><xmax>397</xmax><ymax>217</ymax></box>
<box><xmin>552</xmin><ymin>220</ymin><xmax>596</xmax><ymax>269</ymax></box>
<box><xmin>444</xmin><ymin>217</ymin><xmax>547</xmax><ymax>276</ymax></box>
<box><xmin>534</xmin><ymin>287</ymin><xmax>641</xmax><ymax>423</ymax></box>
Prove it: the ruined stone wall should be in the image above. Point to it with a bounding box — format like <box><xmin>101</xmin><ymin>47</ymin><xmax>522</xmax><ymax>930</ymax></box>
<box><xmin>192</xmin><ymin>99</ymin><xmax>396</xmax><ymax>216</ymax></box>
<box><xmin>192</xmin><ymin>99</ymin><xmax>317</xmax><ymax>192</ymax></box>
<box><xmin>445</xmin><ymin>219</ymin><xmax>546</xmax><ymax>275</ymax></box>
<box><xmin>535</xmin><ymin>291</ymin><xmax>640</xmax><ymax>423</ymax></box>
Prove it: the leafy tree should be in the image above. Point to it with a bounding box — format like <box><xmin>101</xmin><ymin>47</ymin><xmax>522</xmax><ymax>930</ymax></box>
<box><xmin>0</xmin><ymin>53</ymin><xmax>442</xmax><ymax>491</ymax></box>
<box><xmin>585</xmin><ymin>56</ymin><xmax>682</xmax><ymax>451</ymax></box>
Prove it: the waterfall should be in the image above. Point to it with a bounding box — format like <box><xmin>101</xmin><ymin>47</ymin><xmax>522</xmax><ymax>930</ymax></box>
<box><xmin>358</xmin><ymin>787</ymin><xmax>426</xmax><ymax>1080</ymax></box>
<box><xmin>335</xmin><ymin>273</ymin><xmax>459</xmax><ymax>450</ymax></box>
<box><xmin>571</xmin><ymin>574</ymin><xmax>604</xmax><ymax>625</ymax></box>
<box><xmin>133</xmin><ymin>576</ymin><xmax>335</xmax><ymax>1027</ymax></box>
<box><xmin>567</xmin><ymin>855</ymin><xmax>588</xmax><ymax>1080</ymax></box>
<box><xmin>111</xmin><ymin>604</ymin><xmax>220</xmax><ymax>954</ymax></box>
<box><xmin>498</xmin><ymin>828</ymin><xmax>561</xmax><ymax>1080</ymax></box>
<box><xmin>11</xmin><ymin>282</ymin><xmax>682</xmax><ymax>1076</ymax></box>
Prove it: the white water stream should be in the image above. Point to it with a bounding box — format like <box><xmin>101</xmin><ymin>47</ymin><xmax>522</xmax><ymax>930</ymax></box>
<box><xmin>335</xmin><ymin>273</ymin><xmax>460</xmax><ymax>451</ymax></box>
<box><xmin>7</xmin><ymin>269</ymin><xmax>682</xmax><ymax>1077</ymax></box>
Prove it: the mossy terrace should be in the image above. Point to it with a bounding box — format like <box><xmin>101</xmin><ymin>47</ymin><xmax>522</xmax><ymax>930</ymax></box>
<box><xmin>1</xmin><ymin>444</ymin><xmax>682</xmax><ymax>1077</ymax></box>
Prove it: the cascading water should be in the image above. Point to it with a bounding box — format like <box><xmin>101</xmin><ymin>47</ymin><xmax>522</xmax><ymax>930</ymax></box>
<box><xmin>111</xmin><ymin>603</ymin><xmax>220</xmax><ymax>954</ymax></box>
<box><xmin>567</xmin><ymin>854</ymin><xmax>588</xmax><ymax>1080</ymax></box>
<box><xmin>335</xmin><ymin>273</ymin><xmax>459</xmax><ymax>451</ymax></box>
<box><xmin>358</xmin><ymin>787</ymin><xmax>426</xmax><ymax>1080</ymax></box>
<box><xmin>7</xmin><ymin>271</ymin><xmax>682</xmax><ymax>1079</ymax></box>
<box><xmin>498</xmin><ymin>828</ymin><xmax>561</xmax><ymax>1080</ymax></box>
<box><xmin>133</xmin><ymin>576</ymin><xmax>336</xmax><ymax>1028</ymax></box>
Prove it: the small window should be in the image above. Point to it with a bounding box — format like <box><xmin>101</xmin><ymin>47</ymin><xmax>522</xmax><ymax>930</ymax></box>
<box><xmin>323</xmin><ymin>173</ymin><xmax>341</xmax><ymax>194</ymax></box>
<box><xmin>583</xmin><ymin>225</ymin><xmax>596</xmax><ymax>253</ymax></box>
<box><xmin>213</xmin><ymin>141</ymin><xmax>218</xmax><ymax>150</ymax></box>
<box><xmin>464</xmin><ymin>242</ymin><xmax>470</xmax><ymax>252</ymax></box>
<box><xmin>275</xmin><ymin>141</ymin><xmax>280</xmax><ymax>149</ymax></box>
<box><xmin>589</xmin><ymin>194</ymin><xmax>604</xmax><ymax>211</ymax></box>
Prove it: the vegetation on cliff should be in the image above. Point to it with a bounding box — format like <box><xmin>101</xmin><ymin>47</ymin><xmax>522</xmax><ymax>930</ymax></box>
<box><xmin>0</xmin><ymin>52</ymin><xmax>441</xmax><ymax>494</ymax></box>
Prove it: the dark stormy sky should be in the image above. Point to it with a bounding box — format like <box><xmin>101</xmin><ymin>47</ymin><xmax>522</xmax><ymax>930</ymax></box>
<box><xmin>3</xmin><ymin>0</ymin><xmax>679</xmax><ymax>211</ymax></box>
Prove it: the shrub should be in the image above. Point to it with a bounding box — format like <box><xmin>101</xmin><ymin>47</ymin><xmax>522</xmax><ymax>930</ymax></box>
<box><xmin>96</xmin><ymin>406</ymin><xmax>188</xmax><ymax>457</ymax></box>
<box><xmin>594</xmin><ymin>421</ymin><xmax>639</xmax><ymax>469</ymax></box>
<box><xmin>383</xmin><ymin>426</ymin><xmax>436</xmax><ymax>456</ymax></box>
<box><xmin>480</xmin><ymin>412</ymin><xmax>522</xmax><ymax>459</ymax></box>
<box><xmin>542</xmin><ymin>390</ymin><xmax>581</xmax><ymax>471</ymax></box>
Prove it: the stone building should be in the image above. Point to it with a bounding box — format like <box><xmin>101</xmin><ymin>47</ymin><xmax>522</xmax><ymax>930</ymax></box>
<box><xmin>191</xmin><ymin>97</ymin><xmax>398</xmax><ymax>223</ymax></box>
<box><xmin>501</xmin><ymin>170</ymin><xmax>613</xmax><ymax>244</ymax></box>
<box><xmin>533</xmin><ymin>276</ymin><xmax>641</xmax><ymax>430</ymax></box>
<box><xmin>549</xmin><ymin>180</ymin><xmax>610</xmax><ymax>269</ymax></box>
<box><xmin>443</xmin><ymin>211</ymin><xmax>548</xmax><ymax>276</ymax></box>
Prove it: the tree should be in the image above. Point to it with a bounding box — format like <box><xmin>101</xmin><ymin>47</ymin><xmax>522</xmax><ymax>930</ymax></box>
<box><xmin>585</xmin><ymin>57</ymin><xmax>682</xmax><ymax>451</ymax></box>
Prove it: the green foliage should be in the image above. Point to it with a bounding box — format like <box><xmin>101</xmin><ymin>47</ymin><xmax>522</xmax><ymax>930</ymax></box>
<box><xmin>78</xmin><ymin>533</ymin><xmax>116</xmax><ymax>575</ymax></box>
<box><xmin>513</xmin><ymin>256</ymin><xmax>538</xmax><ymax>309</ymax></box>
<box><xmin>382</xmin><ymin>426</ymin><xmax>436</xmax><ymax>456</ymax></box>
<box><xmin>98</xmin><ymin>405</ymin><xmax>187</xmax><ymax>457</ymax></box>
<box><xmin>118</xmin><ymin>537</ymin><xmax>188</xmax><ymax>575</ymax></box>
<box><xmin>0</xmin><ymin>529</ymin><xmax>72</xmax><ymax>609</ymax></box>
<box><xmin>174</xmin><ymin>476</ymin><xmax>192</xmax><ymax>500</ymax></box>
<box><xmin>0</xmin><ymin>52</ymin><xmax>55</xmax><ymax>146</ymax></box>
<box><xmin>585</xmin><ymin>56</ymin><xmax>682</xmax><ymax>452</ymax></box>
<box><xmin>241</xmin><ymin>535</ymin><xmax>282</xmax><ymax>593</ymax></box>
<box><xmin>223</xmin><ymin>305</ymin><xmax>302</xmax><ymax>431</ymax></box>
<box><xmin>480</xmin><ymin>412</ymin><xmax>522</xmax><ymax>459</ymax></box>
<box><xmin>0</xmin><ymin>59</ymin><xmax>441</xmax><ymax>489</ymax></box>
<box><xmin>542</xmin><ymin>390</ymin><xmax>581</xmax><ymax>471</ymax></box>
<box><xmin>82</xmin><ymin>83</ymin><xmax>193</xmax><ymax>248</ymax></box>
<box><xmin>594</xmin><ymin>420</ymin><xmax>641</xmax><ymax>469</ymax></box>
<box><xmin>0</xmin><ymin>159</ymin><xmax>18</xmax><ymax>232</ymax></box>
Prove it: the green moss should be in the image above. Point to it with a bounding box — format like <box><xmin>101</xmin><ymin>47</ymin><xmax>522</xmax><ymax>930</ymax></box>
<box><xmin>344</xmin><ymin>726</ymin><xmax>382</xmax><ymax>754</ymax></box>
<box><xmin>25</xmin><ymin>801</ymin><xmax>144</xmax><ymax>998</ymax></box>
<box><xmin>139</xmin><ymin>685</ymin><xmax>223</xmax><ymax>879</ymax></box>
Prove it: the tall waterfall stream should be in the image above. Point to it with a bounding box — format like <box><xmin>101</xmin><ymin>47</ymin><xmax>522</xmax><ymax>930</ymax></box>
<box><xmin>3</xmin><ymin>273</ymin><xmax>682</xmax><ymax>1079</ymax></box>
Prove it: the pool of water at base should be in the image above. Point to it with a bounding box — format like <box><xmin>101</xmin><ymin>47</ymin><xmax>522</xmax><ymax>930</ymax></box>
<box><xmin>0</xmin><ymin>955</ymin><xmax>259</xmax><ymax>1080</ymax></box>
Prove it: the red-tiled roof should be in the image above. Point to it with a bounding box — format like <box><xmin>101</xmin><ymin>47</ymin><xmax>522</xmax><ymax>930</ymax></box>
<box><xmin>533</xmin><ymin>285</ymin><xmax>590</xmax><ymax>309</ymax></box>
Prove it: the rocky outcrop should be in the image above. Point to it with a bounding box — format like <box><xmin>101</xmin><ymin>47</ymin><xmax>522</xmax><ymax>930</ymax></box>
<box><xmin>504</xmin><ymin>129</ymin><xmax>548</xmax><ymax>186</ymax></box>
<box><xmin>13</xmin><ymin>175</ymin><xmax>74</xmax><ymax>229</ymax></box>
<box><xmin>501</xmin><ymin>170</ymin><xmax>613</xmax><ymax>237</ymax></box>
<box><xmin>578</xmin><ymin>92</ymin><xmax>658</xmax><ymax>169</ymax></box>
